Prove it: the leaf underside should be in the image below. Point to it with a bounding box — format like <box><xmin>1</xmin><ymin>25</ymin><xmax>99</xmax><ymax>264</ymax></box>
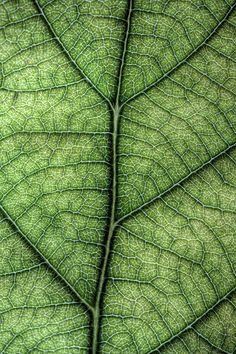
<box><xmin>0</xmin><ymin>0</ymin><xmax>236</xmax><ymax>353</ymax></box>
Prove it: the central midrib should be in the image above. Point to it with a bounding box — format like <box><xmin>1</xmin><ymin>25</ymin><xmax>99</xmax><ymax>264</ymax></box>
<box><xmin>92</xmin><ymin>1</ymin><xmax>133</xmax><ymax>352</ymax></box>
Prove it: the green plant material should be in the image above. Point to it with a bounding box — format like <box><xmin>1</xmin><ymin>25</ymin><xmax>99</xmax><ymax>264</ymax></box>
<box><xmin>0</xmin><ymin>0</ymin><xmax>236</xmax><ymax>353</ymax></box>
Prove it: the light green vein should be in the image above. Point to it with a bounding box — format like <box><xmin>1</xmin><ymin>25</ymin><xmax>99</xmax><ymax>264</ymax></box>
<box><xmin>122</xmin><ymin>2</ymin><xmax>236</xmax><ymax>107</ymax></box>
<box><xmin>0</xmin><ymin>204</ymin><xmax>95</xmax><ymax>313</ymax></box>
<box><xmin>149</xmin><ymin>287</ymin><xmax>236</xmax><ymax>353</ymax></box>
<box><xmin>116</xmin><ymin>143</ymin><xmax>236</xmax><ymax>225</ymax></box>
<box><xmin>32</xmin><ymin>0</ymin><xmax>112</xmax><ymax>107</ymax></box>
<box><xmin>92</xmin><ymin>1</ymin><xmax>133</xmax><ymax>352</ymax></box>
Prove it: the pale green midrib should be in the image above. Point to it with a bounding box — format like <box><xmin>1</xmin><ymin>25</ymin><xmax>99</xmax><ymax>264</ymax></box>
<box><xmin>92</xmin><ymin>1</ymin><xmax>133</xmax><ymax>352</ymax></box>
<box><xmin>120</xmin><ymin>2</ymin><xmax>236</xmax><ymax>108</ymax></box>
<box><xmin>91</xmin><ymin>106</ymin><xmax>119</xmax><ymax>354</ymax></box>
<box><xmin>0</xmin><ymin>204</ymin><xmax>94</xmax><ymax>313</ymax></box>
<box><xmin>32</xmin><ymin>0</ymin><xmax>112</xmax><ymax>107</ymax></box>
<box><xmin>115</xmin><ymin>142</ymin><xmax>236</xmax><ymax>226</ymax></box>
<box><xmin>148</xmin><ymin>286</ymin><xmax>236</xmax><ymax>354</ymax></box>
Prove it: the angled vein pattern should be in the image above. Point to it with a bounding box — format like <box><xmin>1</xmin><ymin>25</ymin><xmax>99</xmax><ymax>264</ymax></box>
<box><xmin>0</xmin><ymin>213</ymin><xmax>89</xmax><ymax>353</ymax></box>
<box><xmin>0</xmin><ymin>0</ymin><xmax>235</xmax><ymax>353</ymax></box>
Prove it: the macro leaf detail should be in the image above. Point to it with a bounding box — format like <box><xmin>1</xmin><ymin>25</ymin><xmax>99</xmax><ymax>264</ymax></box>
<box><xmin>0</xmin><ymin>0</ymin><xmax>236</xmax><ymax>353</ymax></box>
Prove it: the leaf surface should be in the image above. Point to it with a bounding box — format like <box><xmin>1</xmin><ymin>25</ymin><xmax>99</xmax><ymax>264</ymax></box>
<box><xmin>0</xmin><ymin>0</ymin><xmax>236</xmax><ymax>353</ymax></box>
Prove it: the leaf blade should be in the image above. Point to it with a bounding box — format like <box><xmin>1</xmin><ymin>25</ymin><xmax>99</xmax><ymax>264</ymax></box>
<box><xmin>0</xmin><ymin>1</ymin><xmax>235</xmax><ymax>353</ymax></box>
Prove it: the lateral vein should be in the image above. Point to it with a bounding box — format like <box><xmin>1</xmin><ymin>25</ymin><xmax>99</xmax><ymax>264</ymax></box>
<box><xmin>116</xmin><ymin>142</ymin><xmax>236</xmax><ymax>226</ymax></box>
<box><xmin>148</xmin><ymin>286</ymin><xmax>236</xmax><ymax>353</ymax></box>
<box><xmin>32</xmin><ymin>0</ymin><xmax>112</xmax><ymax>108</ymax></box>
<box><xmin>122</xmin><ymin>2</ymin><xmax>236</xmax><ymax>107</ymax></box>
<box><xmin>0</xmin><ymin>204</ymin><xmax>94</xmax><ymax>313</ymax></box>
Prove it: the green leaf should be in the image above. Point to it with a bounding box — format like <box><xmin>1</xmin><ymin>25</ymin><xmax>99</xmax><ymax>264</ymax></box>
<box><xmin>0</xmin><ymin>0</ymin><xmax>235</xmax><ymax>352</ymax></box>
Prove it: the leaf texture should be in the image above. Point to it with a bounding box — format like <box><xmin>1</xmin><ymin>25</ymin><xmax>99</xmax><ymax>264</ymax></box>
<box><xmin>0</xmin><ymin>0</ymin><xmax>236</xmax><ymax>353</ymax></box>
